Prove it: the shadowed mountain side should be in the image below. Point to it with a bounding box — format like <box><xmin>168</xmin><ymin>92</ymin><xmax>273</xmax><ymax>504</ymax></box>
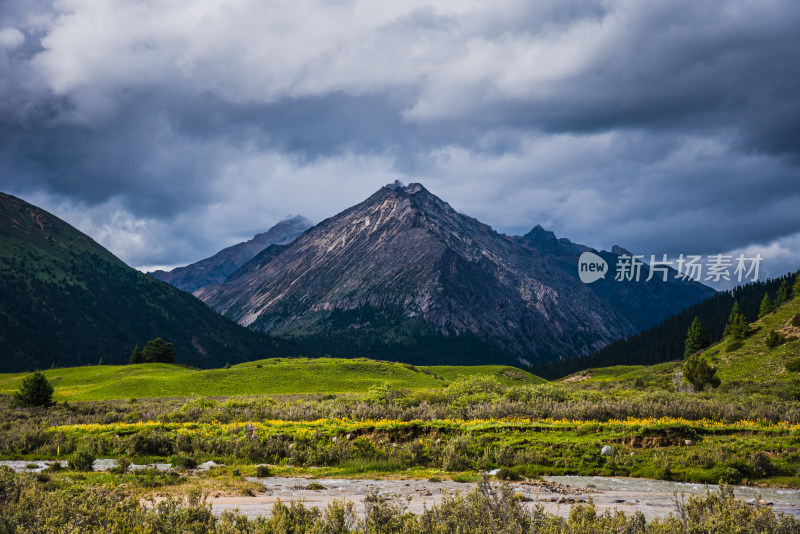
<box><xmin>0</xmin><ymin>192</ymin><xmax>296</xmax><ymax>372</ymax></box>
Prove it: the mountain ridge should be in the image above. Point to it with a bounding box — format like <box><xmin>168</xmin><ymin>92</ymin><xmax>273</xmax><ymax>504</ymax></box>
<box><xmin>196</xmin><ymin>182</ymin><xmax>714</xmax><ymax>366</ymax></box>
<box><xmin>0</xmin><ymin>192</ymin><xmax>294</xmax><ymax>372</ymax></box>
<box><xmin>149</xmin><ymin>215</ymin><xmax>311</xmax><ymax>292</ymax></box>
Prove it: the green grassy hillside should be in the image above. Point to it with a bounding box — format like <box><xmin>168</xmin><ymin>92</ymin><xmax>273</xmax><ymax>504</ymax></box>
<box><xmin>0</xmin><ymin>358</ymin><xmax>544</xmax><ymax>400</ymax></box>
<box><xmin>0</xmin><ymin>192</ymin><xmax>294</xmax><ymax>371</ymax></box>
<box><xmin>702</xmin><ymin>295</ymin><xmax>800</xmax><ymax>381</ymax></box>
<box><xmin>537</xmin><ymin>273</ymin><xmax>797</xmax><ymax>380</ymax></box>
<box><xmin>560</xmin><ymin>294</ymin><xmax>800</xmax><ymax>387</ymax></box>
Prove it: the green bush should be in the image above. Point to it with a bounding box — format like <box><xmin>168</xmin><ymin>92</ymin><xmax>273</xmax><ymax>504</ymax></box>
<box><xmin>766</xmin><ymin>330</ymin><xmax>786</xmax><ymax>348</ymax></box>
<box><xmin>683</xmin><ymin>354</ymin><xmax>721</xmax><ymax>391</ymax></box>
<box><xmin>725</xmin><ymin>339</ymin><xmax>744</xmax><ymax>352</ymax></box>
<box><xmin>786</xmin><ymin>358</ymin><xmax>800</xmax><ymax>373</ymax></box>
<box><xmin>173</xmin><ymin>453</ymin><xmax>197</xmax><ymax>469</ymax></box>
<box><xmin>13</xmin><ymin>371</ymin><xmax>54</xmax><ymax>407</ymax></box>
<box><xmin>441</xmin><ymin>436</ymin><xmax>472</xmax><ymax>471</ymax></box>
<box><xmin>495</xmin><ymin>467</ymin><xmax>522</xmax><ymax>481</ymax></box>
<box><xmin>254</xmin><ymin>464</ymin><xmax>271</xmax><ymax>477</ymax></box>
<box><xmin>117</xmin><ymin>457</ymin><xmax>132</xmax><ymax>473</ymax></box>
<box><xmin>69</xmin><ymin>449</ymin><xmax>95</xmax><ymax>472</ymax></box>
<box><xmin>792</xmin><ymin>312</ymin><xmax>800</xmax><ymax>327</ymax></box>
<box><xmin>44</xmin><ymin>462</ymin><xmax>63</xmax><ymax>472</ymax></box>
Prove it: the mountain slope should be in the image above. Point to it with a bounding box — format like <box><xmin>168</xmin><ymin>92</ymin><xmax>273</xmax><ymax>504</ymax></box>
<box><xmin>534</xmin><ymin>274</ymin><xmax>793</xmax><ymax>379</ymax></box>
<box><xmin>149</xmin><ymin>215</ymin><xmax>311</xmax><ymax>292</ymax></box>
<box><xmin>560</xmin><ymin>291</ymin><xmax>800</xmax><ymax>387</ymax></box>
<box><xmin>197</xmin><ymin>183</ymin><xmax>660</xmax><ymax>366</ymax></box>
<box><xmin>0</xmin><ymin>192</ymin><xmax>294</xmax><ymax>372</ymax></box>
<box><xmin>704</xmin><ymin>292</ymin><xmax>800</xmax><ymax>382</ymax></box>
<box><xmin>515</xmin><ymin>226</ymin><xmax>716</xmax><ymax>333</ymax></box>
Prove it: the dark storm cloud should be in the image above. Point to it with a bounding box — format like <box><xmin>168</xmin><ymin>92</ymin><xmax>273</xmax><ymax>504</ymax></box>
<box><xmin>0</xmin><ymin>0</ymin><xmax>798</xmax><ymax>277</ymax></box>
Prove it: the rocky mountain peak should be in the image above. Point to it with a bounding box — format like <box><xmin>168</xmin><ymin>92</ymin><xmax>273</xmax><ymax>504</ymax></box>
<box><xmin>193</xmin><ymin>185</ymin><xmax>714</xmax><ymax>367</ymax></box>
<box><xmin>196</xmin><ymin>184</ymin><xmax>645</xmax><ymax>365</ymax></box>
<box><xmin>524</xmin><ymin>224</ymin><xmax>558</xmax><ymax>243</ymax></box>
<box><xmin>149</xmin><ymin>215</ymin><xmax>312</xmax><ymax>292</ymax></box>
<box><xmin>384</xmin><ymin>179</ymin><xmax>406</xmax><ymax>191</ymax></box>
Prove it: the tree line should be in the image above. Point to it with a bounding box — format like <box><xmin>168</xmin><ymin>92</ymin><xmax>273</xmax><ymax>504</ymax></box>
<box><xmin>533</xmin><ymin>271</ymin><xmax>798</xmax><ymax>380</ymax></box>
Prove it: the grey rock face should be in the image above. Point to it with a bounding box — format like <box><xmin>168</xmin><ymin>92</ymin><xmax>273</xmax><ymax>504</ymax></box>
<box><xmin>197</xmin><ymin>184</ymin><xmax>651</xmax><ymax>365</ymax></box>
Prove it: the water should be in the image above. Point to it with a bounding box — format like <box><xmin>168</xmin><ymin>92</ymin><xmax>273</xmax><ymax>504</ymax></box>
<box><xmin>209</xmin><ymin>475</ymin><xmax>800</xmax><ymax>521</ymax></box>
<box><xmin>0</xmin><ymin>459</ymin><xmax>171</xmax><ymax>472</ymax></box>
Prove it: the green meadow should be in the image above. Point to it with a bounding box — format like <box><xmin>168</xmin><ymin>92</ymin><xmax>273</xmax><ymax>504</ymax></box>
<box><xmin>0</xmin><ymin>358</ymin><xmax>544</xmax><ymax>401</ymax></box>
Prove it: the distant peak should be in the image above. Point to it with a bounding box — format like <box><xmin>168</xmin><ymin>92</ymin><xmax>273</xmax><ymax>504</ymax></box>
<box><xmin>404</xmin><ymin>183</ymin><xmax>425</xmax><ymax>194</ymax></box>
<box><xmin>611</xmin><ymin>245</ymin><xmax>633</xmax><ymax>256</ymax></box>
<box><xmin>279</xmin><ymin>214</ymin><xmax>313</xmax><ymax>226</ymax></box>
<box><xmin>384</xmin><ymin>179</ymin><xmax>406</xmax><ymax>191</ymax></box>
<box><xmin>524</xmin><ymin>224</ymin><xmax>557</xmax><ymax>242</ymax></box>
<box><xmin>381</xmin><ymin>180</ymin><xmax>431</xmax><ymax>196</ymax></box>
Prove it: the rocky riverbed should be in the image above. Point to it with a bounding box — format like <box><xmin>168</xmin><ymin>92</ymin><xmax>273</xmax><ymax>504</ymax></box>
<box><xmin>3</xmin><ymin>461</ymin><xmax>797</xmax><ymax>521</ymax></box>
<box><xmin>210</xmin><ymin>476</ymin><xmax>800</xmax><ymax>521</ymax></box>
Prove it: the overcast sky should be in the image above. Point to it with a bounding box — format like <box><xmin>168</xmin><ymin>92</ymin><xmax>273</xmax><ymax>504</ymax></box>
<box><xmin>1</xmin><ymin>0</ymin><xmax>799</xmax><ymax>287</ymax></box>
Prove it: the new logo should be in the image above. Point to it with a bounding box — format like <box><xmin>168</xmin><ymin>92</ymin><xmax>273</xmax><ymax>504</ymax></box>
<box><xmin>578</xmin><ymin>252</ymin><xmax>608</xmax><ymax>284</ymax></box>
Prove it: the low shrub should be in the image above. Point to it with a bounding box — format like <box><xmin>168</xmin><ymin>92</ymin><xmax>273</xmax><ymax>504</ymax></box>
<box><xmin>173</xmin><ymin>453</ymin><xmax>197</xmax><ymax>469</ymax></box>
<box><xmin>69</xmin><ymin>449</ymin><xmax>95</xmax><ymax>472</ymax></box>
<box><xmin>766</xmin><ymin>330</ymin><xmax>786</xmax><ymax>348</ymax></box>
<box><xmin>254</xmin><ymin>464</ymin><xmax>271</xmax><ymax>477</ymax></box>
<box><xmin>117</xmin><ymin>456</ymin><xmax>132</xmax><ymax>473</ymax></box>
<box><xmin>726</xmin><ymin>340</ymin><xmax>744</xmax><ymax>352</ymax></box>
<box><xmin>495</xmin><ymin>467</ymin><xmax>522</xmax><ymax>481</ymax></box>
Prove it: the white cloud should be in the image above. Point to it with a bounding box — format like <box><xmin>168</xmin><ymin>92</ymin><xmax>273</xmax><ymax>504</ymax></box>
<box><xmin>0</xmin><ymin>27</ymin><xmax>25</xmax><ymax>49</ymax></box>
<box><xmin>20</xmin><ymin>149</ymin><xmax>398</xmax><ymax>267</ymax></box>
<box><xmin>25</xmin><ymin>0</ymin><xmax>793</xmax><ymax>124</ymax></box>
<box><xmin>2</xmin><ymin>0</ymin><xmax>798</xmax><ymax>274</ymax></box>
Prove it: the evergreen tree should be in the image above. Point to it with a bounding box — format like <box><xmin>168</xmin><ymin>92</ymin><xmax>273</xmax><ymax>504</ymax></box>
<box><xmin>13</xmin><ymin>371</ymin><xmax>54</xmax><ymax>407</ymax></box>
<box><xmin>684</xmin><ymin>317</ymin><xmax>709</xmax><ymax>358</ymax></box>
<box><xmin>794</xmin><ymin>271</ymin><xmax>800</xmax><ymax>299</ymax></box>
<box><xmin>724</xmin><ymin>301</ymin><xmax>748</xmax><ymax>340</ymax></box>
<box><xmin>140</xmin><ymin>337</ymin><xmax>176</xmax><ymax>363</ymax></box>
<box><xmin>129</xmin><ymin>345</ymin><xmax>143</xmax><ymax>364</ymax></box>
<box><xmin>758</xmin><ymin>293</ymin><xmax>773</xmax><ymax>319</ymax></box>
<box><xmin>776</xmin><ymin>280</ymin><xmax>791</xmax><ymax>305</ymax></box>
<box><xmin>683</xmin><ymin>354</ymin><xmax>720</xmax><ymax>391</ymax></box>
<box><xmin>728</xmin><ymin>313</ymin><xmax>749</xmax><ymax>341</ymax></box>
<box><xmin>723</xmin><ymin>302</ymin><xmax>740</xmax><ymax>337</ymax></box>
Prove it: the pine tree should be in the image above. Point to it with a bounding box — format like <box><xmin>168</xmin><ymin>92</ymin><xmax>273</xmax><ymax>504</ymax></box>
<box><xmin>13</xmin><ymin>371</ymin><xmax>54</xmax><ymax>407</ymax></box>
<box><xmin>729</xmin><ymin>313</ymin><xmax>749</xmax><ymax>341</ymax></box>
<box><xmin>776</xmin><ymin>280</ymin><xmax>791</xmax><ymax>305</ymax></box>
<box><xmin>724</xmin><ymin>301</ymin><xmax>748</xmax><ymax>339</ymax></box>
<box><xmin>758</xmin><ymin>293</ymin><xmax>773</xmax><ymax>319</ymax></box>
<box><xmin>141</xmin><ymin>337</ymin><xmax>176</xmax><ymax>363</ymax></box>
<box><xmin>793</xmin><ymin>271</ymin><xmax>800</xmax><ymax>299</ymax></box>
<box><xmin>129</xmin><ymin>345</ymin><xmax>143</xmax><ymax>364</ymax></box>
<box><xmin>684</xmin><ymin>317</ymin><xmax>709</xmax><ymax>358</ymax></box>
